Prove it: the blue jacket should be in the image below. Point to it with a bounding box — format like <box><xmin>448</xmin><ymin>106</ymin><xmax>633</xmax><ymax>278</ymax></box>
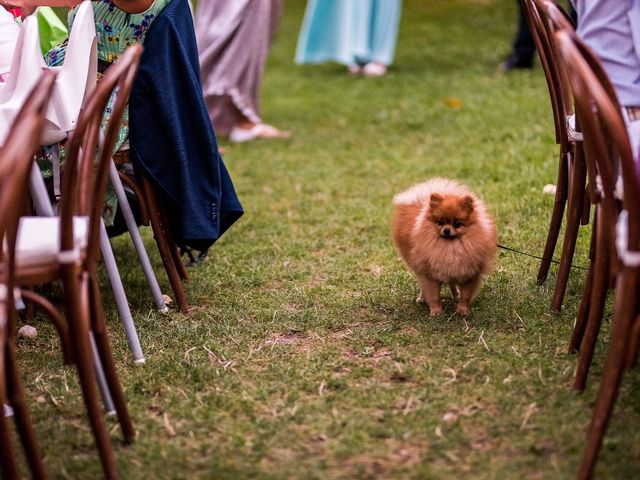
<box><xmin>129</xmin><ymin>0</ymin><xmax>243</xmax><ymax>250</ymax></box>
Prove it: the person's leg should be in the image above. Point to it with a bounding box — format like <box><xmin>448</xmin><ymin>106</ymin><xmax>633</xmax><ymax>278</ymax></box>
<box><xmin>499</xmin><ymin>0</ymin><xmax>536</xmax><ymax>71</ymax></box>
<box><xmin>363</xmin><ymin>0</ymin><xmax>402</xmax><ymax>75</ymax></box>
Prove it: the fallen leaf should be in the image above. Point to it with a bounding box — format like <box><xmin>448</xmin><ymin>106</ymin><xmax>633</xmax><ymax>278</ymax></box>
<box><xmin>444</xmin><ymin>97</ymin><xmax>463</xmax><ymax>108</ymax></box>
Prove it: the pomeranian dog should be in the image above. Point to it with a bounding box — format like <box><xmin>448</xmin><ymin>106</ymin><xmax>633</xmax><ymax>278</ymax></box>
<box><xmin>391</xmin><ymin>178</ymin><xmax>497</xmax><ymax>317</ymax></box>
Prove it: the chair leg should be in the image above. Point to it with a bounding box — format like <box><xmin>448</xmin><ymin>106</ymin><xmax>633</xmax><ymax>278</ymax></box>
<box><xmin>140</xmin><ymin>175</ymin><xmax>189</xmax><ymax>313</ymax></box>
<box><xmin>551</xmin><ymin>144</ymin><xmax>587</xmax><ymax>312</ymax></box>
<box><xmin>5</xmin><ymin>342</ymin><xmax>47</xmax><ymax>479</ymax></box>
<box><xmin>89</xmin><ymin>269</ymin><xmax>135</xmax><ymax>444</ymax></box>
<box><xmin>110</xmin><ymin>162</ymin><xmax>167</xmax><ymax>313</ymax></box>
<box><xmin>63</xmin><ymin>270</ymin><xmax>118</xmax><ymax>479</ymax></box>
<box><xmin>577</xmin><ymin>268</ymin><xmax>639</xmax><ymax>480</ymax></box>
<box><xmin>624</xmin><ymin>315</ymin><xmax>640</xmax><ymax>370</ymax></box>
<box><xmin>144</xmin><ymin>178</ymin><xmax>189</xmax><ymax>282</ymax></box>
<box><xmin>20</xmin><ymin>290</ymin><xmax>73</xmax><ymax>365</ymax></box>
<box><xmin>569</xmin><ymin>209</ymin><xmax>598</xmax><ymax>353</ymax></box>
<box><xmin>158</xmin><ymin>205</ymin><xmax>189</xmax><ymax>282</ymax></box>
<box><xmin>538</xmin><ymin>149</ymin><xmax>569</xmax><ymax>285</ymax></box>
<box><xmin>581</xmin><ymin>188</ymin><xmax>591</xmax><ymax>226</ymax></box>
<box><xmin>573</xmin><ymin>212</ymin><xmax>610</xmax><ymax>391</ymax></box>
<box><xmin>570</xmin><ymin>259</ymin><xmax>594</xmax><ymax>354</ymax></box>
<box><xmin>99</xmin><ymin>222</ymin><xmax>145</xmax><ymax>363</ymax></box>
<box><xmin>0</xmin><ymin>345</ymin><xmax>20</xmax><ymax>480</ymax></box>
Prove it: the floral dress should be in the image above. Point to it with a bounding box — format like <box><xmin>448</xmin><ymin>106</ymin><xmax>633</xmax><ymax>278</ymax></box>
<box><xmin>39</xmin><ymin>0</ymin><xmax>170</xmax><ymax>224</ymax></box>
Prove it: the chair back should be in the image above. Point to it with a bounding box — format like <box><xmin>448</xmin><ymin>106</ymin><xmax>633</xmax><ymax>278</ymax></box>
<box><xmin>0</xmin><ymin>70</ymin><xmax>56</xmax><ymax>334</ymax></box>
<box><xmin>0</xmin><ymin>16</ymin><xmax>46</xmax><ymax>144</ymax></box>
<box><xmin>541</xmin><ymin>0</ymin><xmax>615</xmax><ymax>205</ymax></box>
<box><xmin>554</xmin><ymin>30</ymin><xmax>640</xmax><ymax>262</ymax></box>
<box><xmin>520</xmin><ymin>0</ymin><xmax>572</xmax><ymax>148</ymax></box>
<box><xmin>58</xmin><ymin>44</ymin><xmax>143</xmax><ymax>264</ymax></box>
<box><xmin>44</xmin><ymin>0</ymin><xmax>97</xmax><ymax>141</ymax></box>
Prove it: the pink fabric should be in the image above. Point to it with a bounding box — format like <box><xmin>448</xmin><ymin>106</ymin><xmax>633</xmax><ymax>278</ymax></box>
<box><xmin>0</xmin><ymin>7</ymin><xmax>19</xmax><ymax>77</ymax></box>
<box><xmin>195</xmin><ymin>0</ymin><xmax>282</xmax><ymax>135</ymax></box>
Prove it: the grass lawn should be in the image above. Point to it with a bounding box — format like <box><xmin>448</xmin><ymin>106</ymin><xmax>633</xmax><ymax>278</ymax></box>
<box><xmin>17</xmin><ymin>0</ymin><xmax>640</xmax><ymax>478</ymax></box>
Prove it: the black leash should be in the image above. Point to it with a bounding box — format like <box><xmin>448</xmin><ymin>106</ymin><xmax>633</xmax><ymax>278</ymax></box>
<box><xmin>497</xmin><ymin>243</ymin><xmax>589</xmax><ymax>271</ymax></box>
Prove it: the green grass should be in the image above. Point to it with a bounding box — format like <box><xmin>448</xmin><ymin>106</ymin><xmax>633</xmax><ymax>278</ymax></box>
<box><xmin>15</xmin><ymin>0</ymin><xmax>640</xmax><ymax>478</ymax></box>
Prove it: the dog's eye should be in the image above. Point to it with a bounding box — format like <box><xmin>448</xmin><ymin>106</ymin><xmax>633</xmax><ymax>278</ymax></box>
<box><xmin>453</xmin><ymin>220</ymin><xmax>462</xmax><ymax>228</ymax></box>
<box><xmin>437</xmin><ymin>219</ymin><xmax>445</xmax><ymax>226</ymax></box>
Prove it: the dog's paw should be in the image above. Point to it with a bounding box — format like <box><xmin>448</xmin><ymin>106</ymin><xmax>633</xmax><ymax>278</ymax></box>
<box><xmin>456</xmin><ymin>304</ymin><xmax>470</xmax><ymax>316</ymax></box>
<box><xmin>429</xmin><ymin>306</ymin><xmax>443</xmax><ymax>317</ymax></box>
<box><xmin>416</xmin><ymin>294</ymin><xmax>426</xmax><ymax>304</ymax></box>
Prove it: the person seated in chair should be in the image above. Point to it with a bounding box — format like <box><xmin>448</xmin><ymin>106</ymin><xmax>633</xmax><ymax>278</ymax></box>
<box><xmin>1</xmin><ymin>0</ymin><xmax>244</xmax><ymax>260</ymax></box>
<box><xmin>571</xmin><ymin>0</ymin><xmax>640</xmax><ymax>170</ymax></box>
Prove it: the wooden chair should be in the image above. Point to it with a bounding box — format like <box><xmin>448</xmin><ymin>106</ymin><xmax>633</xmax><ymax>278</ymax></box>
<box><xmin>0</xmin><ymin>70</ymin><xmax>56</xmax><ymax>480</ymax></box>
<box><xmin>521</xmin><ymin>0</ymin><xmax>590</xmax><ymax>313</ymax></box>
<box><xmin>553</xmin><ymin>28</ymin><xmax>640</xmax><ymax>479</ymax></box>
<box><xmin>11</xmin><ymin>46</ymin><xmax>143</xmax><ymax>479</ymax></box>
<box><xmin>543</xmin><ymin>3</ymin><xmax>623</xmax><ymax>391</ymax></box>
<box><xmin>113</xmin><ymin>150</ymin><xmax>190</xmax><ymax>313</ymax></box>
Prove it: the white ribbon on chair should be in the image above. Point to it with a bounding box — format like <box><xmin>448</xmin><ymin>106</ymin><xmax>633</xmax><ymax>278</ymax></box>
<box><xmin>0</xmin><ymin>8</ymin><xmax>20</xmax><ymax>80</ymax></box>
<box><xmin>0</xmin><ymin>16</ymin><xmax>45</xmax><ymax>145</ymax></box>
<box><xmin>43</xmin><ymin>0</ymin><xmax>97</xmax><ymax>145</ymax></box>
<box><xmin>0</xmin><ymin>1</ymin><xmax>97</xmax><ymax>146</ymax></box>
<box><xmin>616</xmin><ymin>209</ymin><xmax>640</xmax><ymax>267</ymax></box>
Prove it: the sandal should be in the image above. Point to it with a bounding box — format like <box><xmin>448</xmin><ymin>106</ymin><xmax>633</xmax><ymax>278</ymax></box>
<box><xmin>362</xmin><ymin>62</ymin><xmax>387</xmax><ymax>77</ymax></box>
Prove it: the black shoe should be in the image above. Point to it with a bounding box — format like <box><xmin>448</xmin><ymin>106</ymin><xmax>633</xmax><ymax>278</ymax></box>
<box><xmin>498</xmin><ymin>54</ymin><xmax>533</xmax><ymax>72</ymax></box>
<box><xmin>180</xmin><ymin>246</ymin><xmax>209</xmax><ymax>267</ymax></box>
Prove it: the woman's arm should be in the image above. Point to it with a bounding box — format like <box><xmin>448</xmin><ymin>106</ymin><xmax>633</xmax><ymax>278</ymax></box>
<box><xmin>1</xmin><ymin>0</ymin><xmax>153</xmax><ymax>13</ymax></box>
<box><xmin>1</xmin><ymin>0</ymin><xmax>80</xmax><ymax>7</ymax></box>
<box><xmin>113</xmin><ymin>0</ymin><xmax>153</xmax><ymax>14</ymax></box>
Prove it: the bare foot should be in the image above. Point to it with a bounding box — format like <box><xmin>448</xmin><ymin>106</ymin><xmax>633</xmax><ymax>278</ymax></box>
<box><xmin>229</xmin><ymin>123</ymin><xmax>291</xmax><ymax>143</ymax></box>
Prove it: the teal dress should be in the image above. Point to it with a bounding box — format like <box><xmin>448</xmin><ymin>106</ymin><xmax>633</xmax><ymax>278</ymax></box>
<box><xmin>295</xmin><ymin>0</ymin><xmax>402</xmax><ymax>67</ymax></box>
<box><xmin>40</xmin><ymin>0</ymin><xmax>170</xmax><ymax>224</ymax></box>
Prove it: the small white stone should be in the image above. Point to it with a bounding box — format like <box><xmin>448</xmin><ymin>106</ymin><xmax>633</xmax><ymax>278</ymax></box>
<box><xmin>543</xmin><ymin>184</ymin><xmax>557</xmax><ymax>196</ymax></box>
<box><xmin>18</xmin><ymin>325</ymin><xmax>37</xmax><ymax>338</ymax></box>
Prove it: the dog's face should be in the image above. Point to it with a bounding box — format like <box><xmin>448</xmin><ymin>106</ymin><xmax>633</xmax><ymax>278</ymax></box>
<box><xmin>427</xmin><ymin>193</ymin><xmax>475</xmax><ymax>239</ymax></box>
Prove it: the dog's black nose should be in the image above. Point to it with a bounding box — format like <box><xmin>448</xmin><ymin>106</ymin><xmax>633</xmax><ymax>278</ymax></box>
<box><xmin>443</xmin><ymin>228</ymin><xmax>451</xmax><ymax>236</ymax></box>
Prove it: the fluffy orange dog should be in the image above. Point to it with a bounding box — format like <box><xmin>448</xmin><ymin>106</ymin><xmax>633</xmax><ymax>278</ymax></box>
<box><xmin>391</xmin><ymin>178</ymin><xmax>497</xmax><ymax>317</ymax></box>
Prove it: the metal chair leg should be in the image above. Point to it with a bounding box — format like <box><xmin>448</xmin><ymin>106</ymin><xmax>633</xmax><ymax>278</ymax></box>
<box><xmin>109</xmin><ymin>162</ymin><xmax>168</xmax><ymax>313</ymax></box>
<box><xmin>99</xmin><ymin>222</ymin><xmax>145</xmax><ymax>364</ymax></box>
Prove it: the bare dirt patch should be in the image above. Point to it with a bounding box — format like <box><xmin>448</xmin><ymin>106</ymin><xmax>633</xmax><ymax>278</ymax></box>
<box><xmin>265</xmin><ymin>330</ymin><xmax>307</xmax><ymax>346</ymax></box>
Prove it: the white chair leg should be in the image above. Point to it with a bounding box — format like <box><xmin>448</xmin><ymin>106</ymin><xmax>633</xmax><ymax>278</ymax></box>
<box><xmin>90</xmin><ymin>333</ymin><xmax>115</xmax><ymax>416</ymax></box>
<box><xmin>109</xmin><ymin>162</ymin><xmax>168</xmax><ymax>313</ymax></box>
<box><xmin>99</xmin><ymin>222</ymin><xmax>145</xmax><ymax>364</ymax></box>
<box><xmin>29</xmin><ymin>167</ymin><xmax>145</xmax><ymax>363</ymax></box>
<box><xmin>29</xmin><ymin>164</ymin><xmax>55</xmax><ymax>216</ymax></box>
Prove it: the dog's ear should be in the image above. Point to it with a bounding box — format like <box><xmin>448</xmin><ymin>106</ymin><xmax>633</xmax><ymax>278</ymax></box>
<box><xmin>429</xmin><ymin>193</ymin><xmax>443</xmax><ymax>210</ymax></box>
<box><xmin>461</xmin><ymin>195</ymin><xmax>474</xmax><ymax>214</ymax></box>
